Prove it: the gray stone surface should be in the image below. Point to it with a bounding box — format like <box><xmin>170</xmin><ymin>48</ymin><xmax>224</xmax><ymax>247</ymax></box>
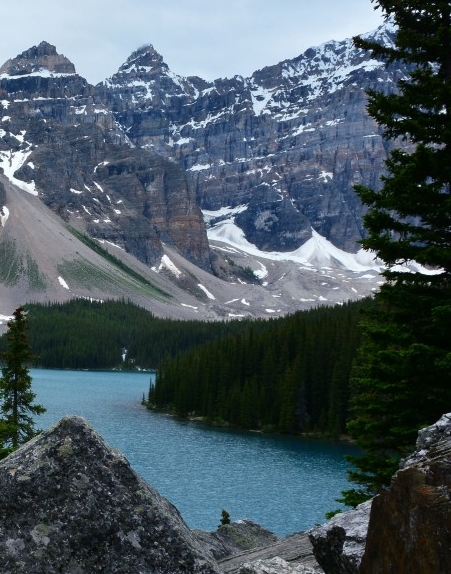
<box><xmin>194</xmin><ymin>519</ymin><xmax>279</xmax><ymax>561</ymax></box>
<box><xmin>0</xmin><ymin>42</ymin><xmax>211</xmax><ymax>272</ymax></box>
<box><xmin>238</xmin><ymin>556</ymin><xmax>321</xmax><ymax>574</ymax></box>
<box><xmin>308</xmin><ymin>500</ymin><xmax>371</xmax><ymax>574</ymax></box>
<box><xmin>400</xmin><ymin>411</ymin><xmax>451</xmax><ymax>467</ymax></box>
<box><xmin>218</xmin><ymin>531</ymin><xmax>323</xmax><ymax>574</ymax></box>
<box><xmin>101</xmin><ymin>23</ymin><xmax>404</xmax><ymax>253</ymax></box>
<box><xmin>0</xmin><ymin>416</ymin><xmax>220</xmax><ymax>573</ymax></box>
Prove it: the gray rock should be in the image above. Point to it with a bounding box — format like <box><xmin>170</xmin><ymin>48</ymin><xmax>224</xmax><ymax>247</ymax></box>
<box><xmin>308</xmin><ymin>413</ymin><xmax>451</xmax><ymax>574</ymax></box>
<box><xmin>308</xmin><ymin>500</ymin><xmax>371</xmax><ymax>574</ymax></box>
<box><xmin>0</xmin><ymin>41</ymin><xmax>76</xmax><ymax>76</ymax></box>
<box><xmin>194</xmin><ymin>519</ymin><xmax>279</xmax><ymax>561</ymax></box>
<box><xmin>400</xmin><ymin>411</ymin><xmax>451</xmax><ymax>467</ymax></box>
<box><xmin>238</xmin><ymin>556</ymin><xmax>321</xmax><ymax>574</ymax></box>
<box><xmin>0</xmin><ymin>43</ymin><xmax>211</xmax><ymax>271</ymax></box>
<box><xmin>0</xmin><ymin>179</ymin><xmax>6</xmax><ymax>206</ymax></box>
<box><xmin>0</xmin><ymin>415</ymin><xmax>220</xmax><ymax>573</ymax></box>
<box><xmin>218</xmin><ymin>531</ymin><xmax>323</xmax><ymax>574</ymax></box>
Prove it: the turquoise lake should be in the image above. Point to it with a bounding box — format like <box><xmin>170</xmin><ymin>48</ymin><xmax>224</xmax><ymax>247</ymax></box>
<box><xmin>31</xmin><ymin>368</ymin><xmax>358</xmax><ymax>536</ymax></box>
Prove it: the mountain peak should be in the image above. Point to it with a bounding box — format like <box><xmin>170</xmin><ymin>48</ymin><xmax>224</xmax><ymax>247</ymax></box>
<box><xmin>117</xmin><ymin>43</ymin><xmax>168</xmax><ymax>75</ymax></box>
<box><xmin>0</xmin><ymin>41</ymin><xmax>76</xmax><ymax>77</ymax></box>
<box><xmin>20</xmin><ymin>40</ymin><xmax>58</xmax><ymax>58</ymax></box>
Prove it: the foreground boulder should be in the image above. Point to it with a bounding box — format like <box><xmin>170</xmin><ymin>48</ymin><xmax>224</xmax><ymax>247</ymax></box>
<box><xmin>360</xmin><ymin>412</ymin><xmax>451</xmax><ymax>574</ymax></box>
<box><xmin>308</xmin><ymin>500</ymin><xmax>371</xmax><ymax>574</ymax></box>
<box><xmin>309</xmin><ymin>413</ymin><xmax>451</xmax><ymax>574</ymax></box>
<box><xmin>0</xmin><ymin>416</ymin><xmax>220</xmax><ymax>573</ymax></box>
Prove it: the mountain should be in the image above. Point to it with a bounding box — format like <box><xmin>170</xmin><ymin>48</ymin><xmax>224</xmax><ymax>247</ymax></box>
<box><xmin>0</xmin><ymin>42</ymin><xmax>210</xmax><ymax>270</ymax></box>
<box><xmin>99</xmin><ymin>22</ymin><xmax>402</xmax><ymax>254</ymax></box>
<box><xmin>0</xmin><ymin>23</ymin><xmax>414</xmax><ymax>322</ymax></box>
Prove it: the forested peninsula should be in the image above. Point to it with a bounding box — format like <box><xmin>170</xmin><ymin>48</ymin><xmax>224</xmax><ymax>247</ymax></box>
<box><xmin>153</xmin><ymin>299</ymin><xmax>370</xmax><ymax>436</ymax></box>
<box><xmin>0</xmin><ymin>298</ymin><xmax>372</xmax><ymax>437</ymax></box>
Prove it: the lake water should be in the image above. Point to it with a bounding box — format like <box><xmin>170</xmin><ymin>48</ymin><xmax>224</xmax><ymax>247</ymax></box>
<box><xmin>30</xmin><ymin>368</ymin><xmax>358</xmax><ymax>536</ymax></box>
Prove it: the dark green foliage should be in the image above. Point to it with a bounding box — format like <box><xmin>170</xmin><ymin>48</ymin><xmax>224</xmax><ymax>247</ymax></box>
<box><xmin>154</xmin><ymin>299</ymin><xmax>371</xmax><ymax>435</ymax></box>
<box><xmin>341</xmin><ymin>1</ymin><xmax>451</xmax><ymax>505</ymax></box>
<box><xmin>0</xmin><ymin>306</ymin><xmax>46</xmax><ymax>457</ymax></box>
<box><xmin>0</xmin><ymin>299</ymin><xmax>257</xmax><ymax>371</ymax></box>
<box><xmin>220</xmin><ymin>509</ymin><xmax>231</xmax><ymax>527</ymax></box>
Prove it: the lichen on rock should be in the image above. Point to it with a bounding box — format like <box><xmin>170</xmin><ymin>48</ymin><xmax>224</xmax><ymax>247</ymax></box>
<box><xmin>0</xmin><ymin>415</ymin><xmax>219</xmax><ymax>573</ymax></box>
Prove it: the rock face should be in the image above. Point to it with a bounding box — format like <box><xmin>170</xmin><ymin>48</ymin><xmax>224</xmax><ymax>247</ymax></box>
<box><xmin>101</xmin><ymin>22</ymin><xmax>406</xmax><ymax>254</ymax></box>
<box><xmin>0</xmin><ymin>24</ymin><xmax>416</xmax><ymax>316</ymax></box>
<box><xmin>238</xmin><ymin>557</ymin><xmax>321</xmax><ymax>574</ymax></box>
<box><xmin>0</xmin><ymin>416</ymin><xmax>220</xmax><ymax>573</ymax></box>
<box><xmin>360</xmin><ymin>413</ymin><xmax>451</xmax><ymax>574</ymax></box>
<box><xmin>1</xmin><ymin>23</ymin><xmax>409</xmax><ymax>270</ymax></box>
<box><xmin>220</xmin><ymin>532</ymin><xmax>324</xmax><ymax>574</ymax></box>
<box><xmin>0</xmin><ymin>41</ymin><xmax>76</xmax><ymax>76</ymax></box>
<box><xmin>309</xmin><ymin>413</ymin><xmax>451</xmax><ymax>574</ymax></box>
<box><xmin>308</xmin><ymin>500</ymin><xmax>371</xmax><ymax>574</ymax></box>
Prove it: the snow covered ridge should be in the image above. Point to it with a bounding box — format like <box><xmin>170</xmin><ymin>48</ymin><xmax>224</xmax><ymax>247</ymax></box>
<box><xmin>204</xmin><ymin>206</ymin><xmax>440</xmax><ymax>277</ymax></box>
<box><xmin>203</xmin><ymin>205</ymin><xmax>381</xmax><ymax>272</ymax></box>
<box><xmin>0</xmin><ymin>70</ymin><xmax>76</xmax><ymax>80</ymax></box>
<box><xmin>102</xmin><ymin>20</ymin><xmax>395</xmax><ymax>119</ymax></box>
<box><xmin>208</xmin><ymin>216</ymin><xmax>382</xmax><ymax>272</ymax></box>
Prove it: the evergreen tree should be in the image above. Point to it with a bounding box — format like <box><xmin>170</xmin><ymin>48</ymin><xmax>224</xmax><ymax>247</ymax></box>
<box><xmin>342</xmin><ymin>0</ymin><xmax>451</xmax><ymax>505</ymax></box>
<box><xmin>0</xmin><ymin>306</ymin><xmax>46</xmax><ymax>457</ymax></box>
<box><xmin>219</xmin><ymin>509</ymin><xmax>231</xmax><ymax>527</ymax></box>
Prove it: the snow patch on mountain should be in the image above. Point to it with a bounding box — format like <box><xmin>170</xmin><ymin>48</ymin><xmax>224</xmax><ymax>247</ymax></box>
<box><xmin>198</xmin><ymin>284</ymin><xmax>215</xmax><ymax>300</ymax></box>
<box><xmin>181</xmin><ymin>303</ymin><xmax>198</xmax><ymax>311</ymax></box>
<box><xmin>0</xmin><ymin>70</ymin><xmax>76</xmax><ymax>80</ymax></box>
<box><xmin>1</xmin><ymin>206</ymin><xmax>9</xmax><ymax>227</ymax></box>
<box><xmin>202</xmin><ymin>205</ymin><xmax>248</xmax><ymax>223</ymax></box>
<box><xmin>0</xmin><ymin>148</ymin><xmax>37</xmax><ymax>196</ymax></box>
<box><xmin>249</xmin><ymin>85</ymin><xmax>273</xmax><ymax>116</ymax></box>
<box><xmin>58</xmin><ymin>276</ymin><xmax>69</xmax><ymax>290</ymax></box>
<box><xmin>0</xmin><ymin>314</ymin><xmax>13</xmax><ymax>325</ymax></box>
<box><xmin>156</xmin><ymin>255</ymin><xmax>183</xmax><ymax>278</ymax></box>
<box><xmin>207</xmin><ymin>211</ymin><xmax>379</xmax><ymax>272</ymax></box>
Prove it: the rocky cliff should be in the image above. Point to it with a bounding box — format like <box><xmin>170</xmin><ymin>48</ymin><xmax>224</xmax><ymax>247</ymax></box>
<box><xmin>101</xmin><ymin>22</ymin><xmax>405</xmax><ymax>253</ymax></box>
<box><xmin>0</xmin><ymin>415</ymin><xmax>220</xmax><ymax>573</ymax></box>
<box><xmin>1</xmin><ymin>23</ymin><xmax>407</xmax><ymax>263</ymax></box>
<box><xmin>0</xmin><ymin>41</ymin><xmax>211</xmax><ymax>271</ymax></box>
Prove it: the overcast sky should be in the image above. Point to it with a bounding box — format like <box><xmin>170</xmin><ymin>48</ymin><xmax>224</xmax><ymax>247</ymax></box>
<box><xmin>0</xmin><ymin>1</ymin><xmax>384</xmax><ymax>85</ymax></box>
